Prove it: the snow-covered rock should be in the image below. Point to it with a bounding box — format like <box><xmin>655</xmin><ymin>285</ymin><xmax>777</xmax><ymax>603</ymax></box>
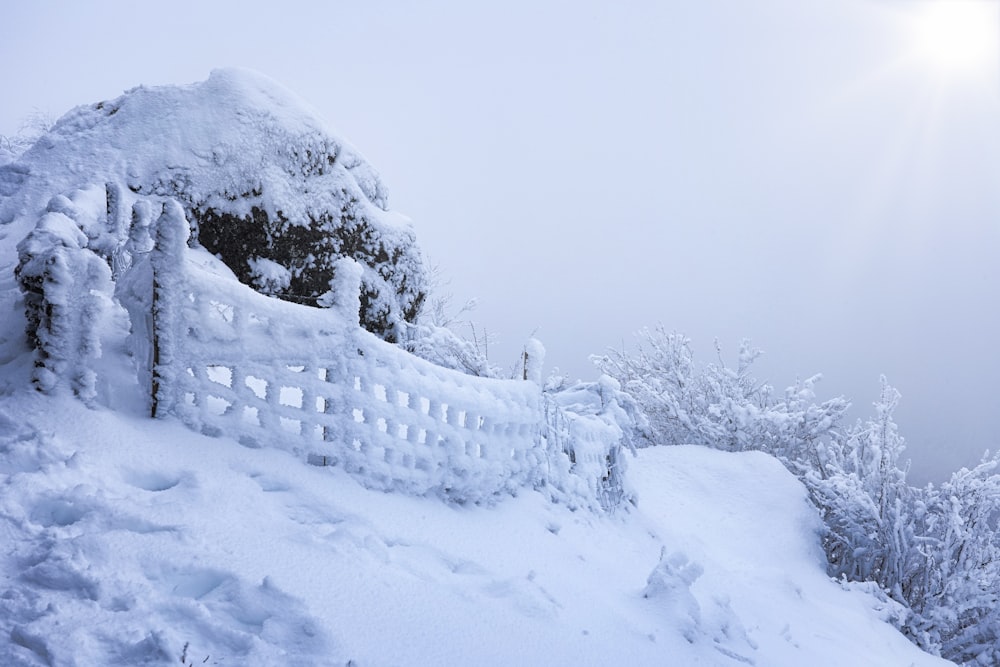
<box><xmin>1</xmin><ymin>68</ymin><xmax>427</xmax><ymax>342</ymax></box>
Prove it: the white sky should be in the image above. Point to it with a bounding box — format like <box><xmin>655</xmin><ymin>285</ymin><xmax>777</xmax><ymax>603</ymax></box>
<box><xmin>3</xmin><ymin>0</ymin><xmax>999</xmax><ymax>483</ymax></box>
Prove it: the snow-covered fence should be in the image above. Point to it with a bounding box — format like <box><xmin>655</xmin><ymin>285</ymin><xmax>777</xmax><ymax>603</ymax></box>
<box><xmin>14</xmin><ymin>193</ymin><xmax>632</xmax><ymax>508</ymax></box>
<box><xmin>125</xmin><ymin>203</ymin><xmax>547</xmax><ymax>501</ymax></box>
<box><xmin>541</xmin><ymin>377</ymin><xmax>639</xmax><ymax>510</ymax></box>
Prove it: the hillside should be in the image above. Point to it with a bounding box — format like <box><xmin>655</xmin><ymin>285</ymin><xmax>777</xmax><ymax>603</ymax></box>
<box><xmin>0</xmin><ymin>391</ymin><xmax>951</xmax><ymax>666</ymax></box>
<box><xmin>0</xmin><ymin>70</ymin><xmax>954</xmax><ymax>666</ymax></box>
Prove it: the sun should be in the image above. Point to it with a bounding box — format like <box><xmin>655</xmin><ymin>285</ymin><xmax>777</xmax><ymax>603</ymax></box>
<box><xmin>903</xmin><ymin>0</ymin><xmax>999</xmax><ymax>78</ymax></box>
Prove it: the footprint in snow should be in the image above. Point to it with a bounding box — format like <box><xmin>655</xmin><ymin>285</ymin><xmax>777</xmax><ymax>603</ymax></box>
<box><xmin>481</xmin><ymin>574</ymin><xmax>561</xmax><ymax>619</ymax></box>
<box><xmin>146</xmin><ymin>565</ymin><xmax>334</xmax><ymax>663</ymax></box>
<box><xmin>17</xmin><ymin>538</ymin><xmax>101</xmax><ymax>602</ymax></box>
<box><xmin>30</xmin><ymin>495</ymin><xmax>91</xmax><ymax>528</ymax></box>
<box><xmin>247</xmin><ymin>471</ymin><xmax>292</xmax><ymax>493</ymax></box>
<box><xmin>122</xmin><ymin>468</ymin><xmax>185</xmax><ymax>492</ymax></box>
<box><xmin>30</xmin><ymin>483</ymin><xmax>177</xmax><ymax>530</ymax></box>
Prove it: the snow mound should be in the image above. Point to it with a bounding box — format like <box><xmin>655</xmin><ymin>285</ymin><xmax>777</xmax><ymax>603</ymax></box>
<box><xmin>1</xmin><ymin>68</ymin><xmax>386</xmax><ymax>222</ymax></box>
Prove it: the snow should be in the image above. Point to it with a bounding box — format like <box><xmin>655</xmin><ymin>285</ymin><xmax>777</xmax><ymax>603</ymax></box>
<box><xmin>0</xmin><ymin>68</ymin><xmax>388</xmax><ymax>227</ymax></box>
<box><xmin>0</xmin><ymin>388</ymin><xmax>952</xmax><ymax>666</ymax></box>
<box><xmin>247</xmin><ymin>256</ymin><xmax>292</xmax><ymax>296</ymax></box>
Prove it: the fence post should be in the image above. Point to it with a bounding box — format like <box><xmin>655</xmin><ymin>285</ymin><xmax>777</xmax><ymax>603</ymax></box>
<box><xmin>522</xmin><ymin>338</ymin><xmax>545</xmax><ymax>384</ymax></box>
<box><xmin>323</xmin><ymin>257</ymin><xmax>363</xmax><ymax>326</ymax></box>
<box><xmin>149</xmin><ymin>200</ymin><xmax>190</xmax><ymax>418</ymax></box>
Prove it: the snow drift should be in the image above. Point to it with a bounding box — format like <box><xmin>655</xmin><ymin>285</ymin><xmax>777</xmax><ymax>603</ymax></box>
<box><xmin>0</xmin><ymin>394</ymin><xmax>952</xmax><ymax>666</ymax></box>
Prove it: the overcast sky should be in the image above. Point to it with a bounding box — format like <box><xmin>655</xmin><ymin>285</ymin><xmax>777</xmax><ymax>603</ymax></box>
<box><xmin>3</xmin><ymin>0</ymin><xmax>999</xmax><ymax>483</ymax></box>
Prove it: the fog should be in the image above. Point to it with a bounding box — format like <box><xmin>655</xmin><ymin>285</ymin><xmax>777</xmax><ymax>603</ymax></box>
<box><xmin>3</xmin><ymin>0</ymin><xmax>998</xmax><ymax>482</ymax></box>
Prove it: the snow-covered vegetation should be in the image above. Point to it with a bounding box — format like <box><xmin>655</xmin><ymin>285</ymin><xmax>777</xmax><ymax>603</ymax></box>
<box><xmin>0</xmin><ymin>69</ymin><xmax>989</xmax><ymax>665</ymax></box>
<box><xmin>598</xmin><ymin>330</ymin><xmax>1000</xmax><ymax>665</ymax></box>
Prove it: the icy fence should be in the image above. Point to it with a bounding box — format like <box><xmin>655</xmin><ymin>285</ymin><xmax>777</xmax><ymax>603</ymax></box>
<box><xmin>126</xmin><ymin>203</ymin><xmax>547</xmax><ymax>501</ymax></box>
<box><xmin>542</xmin><ymin>379</ymin><xmax>636</xmax><ymax>511</ymax></box>
<box><xmin>125</xmin><ymin>202</ymin><xmax>559</xmax><ymax>503</ymax></box>
<box><xmin>15</xmin><ymin>192</ymin><xmax>631</xmax><ymax>508</ymax></box>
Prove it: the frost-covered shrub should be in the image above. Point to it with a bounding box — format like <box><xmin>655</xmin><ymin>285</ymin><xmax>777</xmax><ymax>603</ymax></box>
<box><xmin>903</xmin><ymin>456</ymin><xmax>1000</xmax><ymax>664</ymax></box>
<box><xmin>601</xmin><ymin>327</ymin><xmax>1000</xmax><ymax>662</ymax></box>
<box><xmin>400</xmin><ymin>282</ymin><xmax>502</xmax><ymax>378</ymax></box>
<box><xmin>0</xmin><ymin>110</ymin><xmax>52</xmax><ymax>165</ymax></box>
<box><xmin>15</xmin><ymin>196</ymin><xmax>114</xmax><ymax>399</ymax></box>
<box><xmin>594</xmin><ymin>327</ymin><xmax>848</xmax><ymax>458</ymax></box>
<box><xmin>791</xmin><ymin>376</ymin><xmax>1000</xmax><ymax>665</ymax></box>
<box><xmin>0</xmin><ymin>142</ymin><xmax>18</xmax><ymax>167</ymax></box>
<box><xmin>403</xmin><ymin>320</ymin><xmax>500</xmax><ymax>378</ymax></box>
<box><xmin>814</xmin><ymin>385</ymin><xmax>1000</xmax><ymax>665</ymax></box>
<box><xmin>801</xmin><ymin>379</ymin><xmax>916</xmax><ymax>596</ymax></box>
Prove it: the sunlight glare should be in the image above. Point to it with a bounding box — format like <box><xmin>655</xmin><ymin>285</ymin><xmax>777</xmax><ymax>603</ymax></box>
<box><xmin>905</xmin><ymin>1</ymin><xmax>998</xmax><ymax>77</ymax></box>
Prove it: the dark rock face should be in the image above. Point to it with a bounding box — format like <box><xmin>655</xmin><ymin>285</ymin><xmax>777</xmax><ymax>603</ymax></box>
<box><xmin>194</xmin><ymin>194</ymin><xmax>425</xmax><ymax>343</ymax></box>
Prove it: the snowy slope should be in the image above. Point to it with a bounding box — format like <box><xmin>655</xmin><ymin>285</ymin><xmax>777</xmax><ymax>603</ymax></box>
<box><xmin>0</xmin><ymin>387</ymin><xmax>952</xmax><ymax>666</ymax></box>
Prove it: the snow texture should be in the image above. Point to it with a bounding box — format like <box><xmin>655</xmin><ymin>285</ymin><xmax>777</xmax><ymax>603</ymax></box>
<box><xmin>0</xmin><ymin>396</ymin><xmax>954</xmax><ymax>666</ymax></box>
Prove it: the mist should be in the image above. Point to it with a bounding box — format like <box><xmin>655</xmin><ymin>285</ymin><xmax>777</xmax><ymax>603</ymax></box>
<box><xmin>3</xmin><ymin>0</ymin><xmax>998</xmax><ymax>483</ymax></box>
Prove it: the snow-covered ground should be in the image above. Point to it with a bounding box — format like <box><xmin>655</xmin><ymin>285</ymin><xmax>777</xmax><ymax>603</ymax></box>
<box><xmin>0</xmin><ymin>386</ymin><xmax>951</xmax><ymax>665</ymax></box>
